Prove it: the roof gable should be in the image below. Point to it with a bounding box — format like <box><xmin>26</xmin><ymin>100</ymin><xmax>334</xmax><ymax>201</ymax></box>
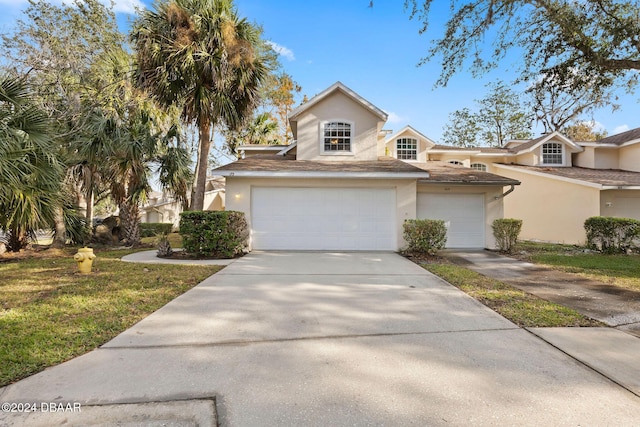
<box><xmin>288</xmin><ymin>82</ymin><xmax>388</xmax><ymax>122</ymax></box>
<box><xmin>385</xmin><ymin>125</ymin><xmax>436</xmax><ymax>148</ymax></box>
<box><xmin>510</xmin><ymin>131</ymin><xmax>583</xmax><ymax>154</ymax></box>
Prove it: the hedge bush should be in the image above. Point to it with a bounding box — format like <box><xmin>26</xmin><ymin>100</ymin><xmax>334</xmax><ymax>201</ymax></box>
<box><xmin>492</xmin><ymin>218</ymin><xmax>522</xmax><ymax>253</ymax></box>
<box><xmin>403</xmin><ymin>219</ymin><xmax>447</xmax><ymax>255</ymax></box>
<box><xmin>584</xmin><ymin>216</ymin><xmax>640</xmax><ymax>254</ymax></box>
<box><xmin>140</xmin><ymin>223</ymin><xmax>174</xmax><ymax>238</ymax></box>
<box><xmin>179</xmin><ymin>211</ymin><xmax>249</xmax><ymax>258</ymax></box>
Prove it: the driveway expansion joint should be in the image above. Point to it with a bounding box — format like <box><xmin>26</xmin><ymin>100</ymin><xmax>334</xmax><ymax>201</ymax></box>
<box><xmin>526</xmin><ymin>328</ymin><xmax>640</xmax><ymax>399</ymax></box>
<box><xmin>102</xmin><ymin>327</ymin><xmax>522</xmax><ymax>350</ymax></box>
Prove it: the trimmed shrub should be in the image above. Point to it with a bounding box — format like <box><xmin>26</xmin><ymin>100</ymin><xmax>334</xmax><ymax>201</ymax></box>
<box><xmin>403</xmin><ymin>219</ymin><xmax>447</xmax><ymax>255</ymax></box>
<box><xmin>492</xmin><ymin>218</ymin><xmax>522</xmax><ymax>253</ymax></box>
<box><xmin>179</xmin><ymin>211</ymin><xmax>249</xmax><ymax>258</ymax></box>
<box><xmin>584</xmin><ymin>216</ymin><xmax>640</xmax><ymax>254</ymax></box>
<box><xmin>140</xmin><ymin>222</ymin><xmax>173</xmax><ymax>238</ymax></box>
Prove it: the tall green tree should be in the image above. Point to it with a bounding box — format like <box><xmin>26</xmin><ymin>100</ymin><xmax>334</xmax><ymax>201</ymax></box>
<box><xmin>477</xmin><ymin>81</ymin><xmax>532</xmax><ymax>146</ymax></box>
<box><xmin>397</xmin><ymin>0</ymin><xmax>640</xmax><ymax>93</ymax></box>
<box><xmin>262</xmin><ymin>72</ymin><xmax>301</xmax><ymax>144</ymax></box>
<box><xmin>1</xmin><ymin>0</ymin><xmax>126</xmax><ymax>232</ymax></box>
<box><xmin>132</xmin><ymin>0</ymin><xmax>271</xmax><ymax>211</ymax></box>
<box><xmin>528</xmin><ymin>73</ymin><xmax>616</xmax><ymax>134</ymax></box>
<box><xmin>223</xmin><ymin>112</ymin><xmax>279</xmax><ymax>157</ymax></box>
<box><xmin>86</xmin><ymin>46</ymin><xmax>193</xmax><ymax>245</ymax></box>
<box><xmin>442</xmin><ymin>81</ymin><xmax>532</xmax><ymax>147</ymax></box>
<box><xmin>563</xmin><ymin>121</ymin><xmax>608</xmax><ymax>142</ymax></box>
<box><xmin>0</xmin><ymin>76</ymin><xmax>63</xmax><ymax>251</ymax></box>
<box><xmin>441</xmin><ymin>108</ymin><xmax>481</xmax><ymax>147</ymax></box>
<box><xmin>2</xmin><ymin>0</ymin><xmax>193</xmax><ymax>246</ymax></box>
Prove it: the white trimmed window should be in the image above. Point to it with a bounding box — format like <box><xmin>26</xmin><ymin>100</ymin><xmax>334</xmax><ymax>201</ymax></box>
<box><xmin>396</xmin><ymin>138</ymin><xmax>417</xmax><ymax>160</ymax></box>
<box><xmin>542</xmin><ymin>142</ymin><xmax>563</xmax><ymax>165</ymax></box>
<box><xmin>448</xmin><ymin>160</ymin><xmax>463</xmax><ymax>165</ymax></box>
<box><xmin>470</xmin><ymin>163</ymin><xmax>487</xmax><ymax>171</ymax></box>
<box><xmin>323</xmin><ymin>121</ymin><xmax>352</xmax><ymax>152</ymax></box>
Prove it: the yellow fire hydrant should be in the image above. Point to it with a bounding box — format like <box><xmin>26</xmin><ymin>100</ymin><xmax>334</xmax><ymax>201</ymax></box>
<box><xmin>74</xmin><ymin>247</ymin><xmax>96</xmax><ymax>274</ymax></box>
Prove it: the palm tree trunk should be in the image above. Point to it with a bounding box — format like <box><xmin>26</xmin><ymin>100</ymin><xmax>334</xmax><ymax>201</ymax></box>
<box><xmin>119</xmin><ymin>201</ymin><xmax>141</xmax><ymax>246</ymax></box>
<box><xmin>85</xmin><ymin>183</ymin><xmax>94</xmax><ymax>227</ymax></box>
<box><xmin>190</xmin><ymin>119</ymin><xmax>211</xmax><ymax>211</ymax></box>
<box><xmin>51</xmin><ymin>205</ymin><xmax>66</xmax><ymax>248</ymax></box>
<box><xmin>7</xmin><ymin>226</ymin><xmax>27</xmax><ymax>252</ymax></box>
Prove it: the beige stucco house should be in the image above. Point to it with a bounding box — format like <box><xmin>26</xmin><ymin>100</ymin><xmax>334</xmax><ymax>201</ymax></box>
<box><xmin>385</xmin><ymin>128</ymin><xmax>640</xmax><ymax>244</ymax></box>
<box><xmin>141</xmin><ymin>177</ymin><xmax>226</xmax><ymax>228</ymax></box>
<box><xmin>215</xmin><ymin>82</ymin><xmax>519</xmax><ymax>251</ymax></box>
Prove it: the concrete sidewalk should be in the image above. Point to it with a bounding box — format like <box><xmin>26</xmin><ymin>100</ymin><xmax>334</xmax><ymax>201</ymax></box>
<box><xmin>2</xmin><ymin>252</ymin><xmax>639</xmax><ymax>426</ymax></box>
<box><xmin>444</xmin><ymin>249</ymin><xmax>640</xmax><ymax>337</ymax></box>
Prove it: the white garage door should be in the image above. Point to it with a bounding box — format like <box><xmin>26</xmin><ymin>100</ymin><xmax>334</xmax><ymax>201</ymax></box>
<box><xmin>417</xmin><ymin>193</ymin><xmax>485</xmax><ymax>248</ymax></box>
<box><xmin>251</xmin><ymin>187</ymin><xmax>397</xmax><ymax>250</ymax></box>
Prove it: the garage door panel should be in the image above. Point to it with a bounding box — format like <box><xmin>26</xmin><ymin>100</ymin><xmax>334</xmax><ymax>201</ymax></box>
<box><xmin>251</xmin><ymin>187</ymin><xmax>396</xmax><ymax>250</ymax></box>
<box><xmin>417</xmin><ymin>193</ymin><xmax>485</xmax><ymax>248</ymax></box>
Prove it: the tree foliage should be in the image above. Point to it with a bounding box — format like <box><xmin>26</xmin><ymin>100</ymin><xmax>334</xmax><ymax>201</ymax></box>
<box><xmin>223</xmin><ymin>112</ymin><xmax>279</xmax><ymax>157</ymax></box>
<box><xmin>401</xmin><ymin>0</ymin><xmax>640</xmax><ymax>94</ymax></box>
<box><xmin>477</xmin><ymin>81</ymin><xmax>532</xmax><ymax>146</ymax></box>
<box><xmin>441</xmin><ymin>108</ymin><xmax>481</xmax><ymax>147</ymax></box>
<box><xmin>442</xmin><ymin>81</ymin><xmax>532</xmax><ymax>147</ymax></box>
<box><xmin>528</xmin><ymin>72</ymin><xmax>616</xmax><ymax>133</ymax></box>
<box><xmin>132</xmin><ymin>0</ymin><xmax>271</xmax><ymax>211</ymax></box>
<box><xmin>563</xmin><ymin>121</ymin><xmax>608</xmax><ymax>142</ymax></box>
<box><xmin>2</xmin><ymin>0</ymin><xmax>125</xmax><ymax>229</ymax></box>
<box><xmin>83</xmin><ymin>46</ymin><xmax>193</xmax><ymax>245</ymax></box>
<box><xmin>2</xmin><ymin>0</ymin><xmax>193</xmax><ymax>246</ymax></box>
<box><xmin>0</xmin><ymin>76</ymin><xmax>63</xmax><ymax>251</ymax></box>
<box><xmin>262</xmin><ymin>72</ymin><xmax>301</xmax><ymax>144</ymax></box>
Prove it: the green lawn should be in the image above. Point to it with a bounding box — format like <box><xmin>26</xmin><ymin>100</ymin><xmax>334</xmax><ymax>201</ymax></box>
<box><xmin>423</xmin><ymin>262</ymin><xmax>601</xmax><ymax>328</ymax></box>
<box><xmin>0</xmin><ymin>248</ymin><xmax>222</xmax><ymax>387</ymax></box>
<box><xmin>515</xmin><ymin>241</ymin><xmax>640</xmax><ymax>292</ymax></box>
<box><xmin>140</xmin><ymin>232</ymin><xmax>183</xmax><ymax>248</ymax></box>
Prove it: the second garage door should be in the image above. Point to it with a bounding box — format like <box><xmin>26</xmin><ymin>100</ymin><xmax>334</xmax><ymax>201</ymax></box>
<box><xmin>251</xmin><ymin>187</ymin><xmax>397</xmax><ymax>250</ymax></box>
<box><xmin>417</xmin><ymin>193</ymin><xmax>485</xmax><ymax>248</ymax></box>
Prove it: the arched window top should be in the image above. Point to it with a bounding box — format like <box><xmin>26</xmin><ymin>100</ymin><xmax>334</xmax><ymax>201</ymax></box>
<box><xmin>323</xmin><ymin>121</ymin><xmax>352</xmax><ymax>152</ymax></box>
<box><xmin>470</xmin><ymin>163</ymin><xmax>487</xmax><ymax>171</ymax></box>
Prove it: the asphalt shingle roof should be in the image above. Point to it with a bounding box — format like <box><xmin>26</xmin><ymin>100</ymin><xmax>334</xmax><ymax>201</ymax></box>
<box><xmin>596</xmin><ymin>127</ymin><xmax>640</xmax><ymax>146</ymax></box>
<box><xmin>214</xmin><ymin>156</ymin><xmax>518</xmax><ymax>184</ymax></box>
<box><xmin>214</xmin><ymin>155</ymin><xmax>428</xmax><ymax>174</ymax></box>
<box><xmin>502</xmin><ymin>164</ymin><xmax>640</xmax><ymax>187</ymax></box>
<box><xmin>414</xmin><ymin>161</ymin><xmax>519</xmax><ymax>185</ymax></box>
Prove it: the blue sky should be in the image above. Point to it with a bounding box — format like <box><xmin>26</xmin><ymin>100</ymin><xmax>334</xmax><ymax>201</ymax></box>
<box><xmin>1</xmin><ymin>0</ymin><xmax>637</xmax><ymax>143</ymax></box>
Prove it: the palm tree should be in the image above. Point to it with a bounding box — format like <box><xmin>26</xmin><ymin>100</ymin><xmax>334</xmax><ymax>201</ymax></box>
<box><xmin>132</xmin><ymin>0</ymin><xmax>270</xmax><ymax>210</ymax></box>
<box><xmin>0</xmin><ymin>76</ymin><xmax>62</xmax><ymax>251</ymax></box>
<box><xmin>224</xmin><ymin>112</ymin><xmax>279</xmax><ymax>157</ymax></box>
<box><xmin>86</xmin><ymin>47</ymin><xmax>193</xmax><ymax>245</ymax></box>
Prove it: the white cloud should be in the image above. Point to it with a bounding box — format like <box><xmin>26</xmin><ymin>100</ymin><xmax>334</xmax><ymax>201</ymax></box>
<box><xmin>266</xmin><ymin>41</ymin><xmax>295</xmax><ymax>61</ymax></box>
<box><xmin>385</xmin><ymin>111</ymin><xmax>406</xmax><ymax>124</ymax></box>
<box><xmin>613</xmin><ymin>124</ymin><xmax>629</xmax><ymax>135</ymax></box>
<box><xmin>109</xmin><ymin>0</ymin><xmax>145</xmax><ymax>14</ymax></box>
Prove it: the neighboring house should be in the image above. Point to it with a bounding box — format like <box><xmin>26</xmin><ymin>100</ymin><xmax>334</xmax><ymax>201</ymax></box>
<box><xmin>141</xmin><ymin>177</ymin><xmax>226</xmax><ymax>228</ymax></box>
<box><xmin>215</xmin><ymin>82</ymin><xmax>519</xmax><ymax>251</ymax></box>
<box><xmin>386</xmin><ymin>128</ymin><xmax>640</xmax><ymax>244</ymax></box>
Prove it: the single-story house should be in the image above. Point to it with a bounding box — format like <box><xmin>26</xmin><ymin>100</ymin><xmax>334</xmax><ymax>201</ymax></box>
<box><xmin>391</xmin><ymin>128</ymin><xmax>640</xmax><ymax>244</ymax></box>
<box><xmin>215</xmin><ymin>82</ymin><xmax>519</xmax><ymax>251</ymax></box>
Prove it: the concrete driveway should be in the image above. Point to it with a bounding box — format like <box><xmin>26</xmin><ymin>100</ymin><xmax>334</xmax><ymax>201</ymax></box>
<box><xmin>2</xmin><ymin>252</ymin><xmax>640</xmax><ymax>426</ymax></box>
